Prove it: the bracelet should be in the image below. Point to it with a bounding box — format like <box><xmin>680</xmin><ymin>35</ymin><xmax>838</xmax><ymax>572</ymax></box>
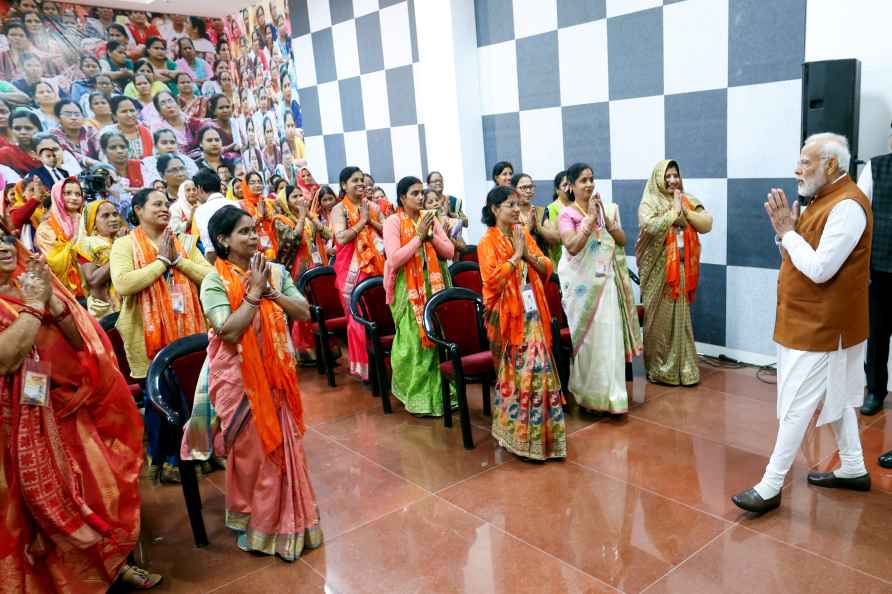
<box><xmin>266</xmin><ymin>289</ymin><xmax>282</xmax><ymax>300</ymax></box>
<box><xmin>52</xmin><ymin>300</ymin><xmax>71</xmax><ymax>323</ymax></box>
<box><xmin>244</xmin><ymin>293</ymin><xmax>261</xmax><ymax>307</ymax></box>
<box><xmin>157</xmin><ymin>255</ymin><xmax>172</xmax><ymax>268</ymax></box>
<box><xmin>20</xmin><ymin>304</ymin><xmax>45</xmax><ymax>322</ymax></box>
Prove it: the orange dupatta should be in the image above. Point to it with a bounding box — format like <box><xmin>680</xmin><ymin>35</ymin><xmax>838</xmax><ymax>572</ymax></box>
<box><xmin>241</xmin><ymin>180</ymin><xmax>277</xmax><ymax>259</ymax></box>
<box><xmin>398</xmin><ymin>209</ymin><xmax>446</xmax><ymax>347</ymax></box>
<box><xmin>214</xmin><ymin>258</ymin><xmax>304</xmax><ymax>467</ymax></box>
<box><xmin>665</xmin><ymin>196</ymin><xmax>701</xmax><ymax>303</ymax></box>
<box><xmin>477</xmin><ymin>226</ymin><xmax>553</xmax><ymax>349</ymax></box>
<box><xmin>131</xmin><ymin>226</ymin><xmax>206</xmax><ymax>359</ymax></box>
<box><xmin>342</xmin><ymin>198</ymin><xmax>384</xmax><ymax>275</ymax></box>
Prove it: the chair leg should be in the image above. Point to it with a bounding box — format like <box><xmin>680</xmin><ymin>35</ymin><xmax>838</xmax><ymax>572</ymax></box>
<box><xmin>482</xmin><ymin>380</ymin><xmax>492</xmax><ymax>417</ymax></box>
<box><xmin>625</xmin><ymin>361</ymin><xmax>633</xmax><ymax>383</ymax></box>
<box><xmin>314</xmin><ymin>334</ymin><xmax>325</xmax><ymax>376</ymax></box>
<box><xmin>368</xmin><ymin>351</ymin><xmax>380</xmax><ymax>397</ymax></box>
<box><xmin>441</xmin><ymin>376</ymin><xmax>452</xmax><ymax>427</ymax></box>
<box><xmin>179</xmin><ymin>460</ymin><xmax>208</xmax><ymax>547</ymax></box>
<box><xmin>319</xmin><ymin>332</ymin><xmax>336</xmax><ymax>388</ymax></box>
<box><xmin>456</xmin><ymin>377</ymin><xmax>474</xmax><ymax>450</ymax></box>
<box><xmin>379</xmin><ymin>356</ymin><xmax>392</xmax><ymax>414</ymax></box>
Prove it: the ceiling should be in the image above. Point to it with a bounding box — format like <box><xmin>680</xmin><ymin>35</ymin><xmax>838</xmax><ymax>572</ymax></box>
<box><xmin>80</xmin><ymin>0</ymin><xmax>251</xmax><ymax>18</ymax></box>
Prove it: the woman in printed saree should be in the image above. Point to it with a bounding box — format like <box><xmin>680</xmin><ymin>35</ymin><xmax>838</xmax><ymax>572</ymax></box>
<box><xmin>558</xmin><ymin>162</ymin><xmax>642</xmax><ymax>414</ymax></box>
<box><xmin>76</xmin><ymin>199</ymin><xmax>123</xmax><ymax>319</ymax></box>
<box><xmin>239</xmin><ymin>171</ymin><xmax>277</xmax><ymax>260</ymax></box>
<box><xmin>477</xmin><ymin>185</ymin><xmax>566</xmax><ymax>461</ymax></box>
<box><xmin>273</xmin><ymin>184</ymin><xmax>321</xmax><ymax>364</ymax></box>
<box><xmin>35</xmin><ymin>178</ymin><xmax>86</xmax><ymax>299</ymax></box>
<box><xmin>636</xmin><ymin>160</ymin><xmax>712</xmax><ymax>386</ymax></box>
<box><xmin>0</xmin><ymin>231</ymin><xmax>162</xmax><ymax>590</ymax></box>
<box><xmin>383</xmin><ymin>177</ymin><xmax>455</xmax><ymax>416</ymax></box>
<box><xmin>331</xmin><ymin>166</ymin><xmax>385</xmax><ymax>380</ymax></box>
<box><xmin>200</xmin><ymin>205</ymin><xmax>323</xmax><ymax>560</ymax></box>
<box><xmin>110</xmin><ymin>188</ymin><xmax>211</xmax><ymax>483</ymax></box>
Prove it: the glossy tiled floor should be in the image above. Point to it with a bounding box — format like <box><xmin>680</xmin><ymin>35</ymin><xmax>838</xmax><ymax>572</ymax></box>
<box><xmin>136</xmin><ymin>361</ymin><xmax>892</xmax><ymax>594</ymax></box>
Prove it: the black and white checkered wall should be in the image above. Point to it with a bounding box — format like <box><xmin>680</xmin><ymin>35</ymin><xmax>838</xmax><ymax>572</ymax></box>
<box><xmin>288</xmin><ymin>0</ymin><xmax>427</xmax><ymax>199</ymax></box>
<box><xmin>475</xmin><ymin>0</ymin><xmax>807</xmax><ymax>358</ymax></box>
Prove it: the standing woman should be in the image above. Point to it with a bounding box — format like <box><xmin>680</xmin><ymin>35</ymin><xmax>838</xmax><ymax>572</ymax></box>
<box><xmin>309</xmin><ymin>184</ymin><xmax>338</xmax><ymax>262</ymax></box>
<box><xmin>35</xmin><ymin>178</ymin><xmax>86</xmax><ymax>299</ymax></box>
<box><xmin>478</xmin><ymin>185</ymin><xmax>566</xmax><ymax>460</ymax></box>
<box><xmin>240</xmin><ymin>171</ymin><xmax>277</xmax><ymax>259</ymax></box>
<box><xmin>110</xmin><ymin>188</ymin><xmax>211</xmax><ymax>482</ymax></box>
<box><xmin>558</xmin><ymin>163</ymin><xmax>642</xmax><ymax>413</ymax></box>
<box><xmin>427</xmin><ymin>170</ymin><xmax>467</xmax><ymax>229</ymax></box>
<box><xmin>544</xmin><ymin>171</ymin><xmax>572</xmax><ymax>264</ymax></box>
<box><xmin>197</xmin><ymin>205</ymin><xmax>323</xmax><ymax>559</ymax></box>
<box><xmin>636</xmin><ymin>160</ymin><xmax>712</xmax><ymax>386</ymax></box>
<box><xmin>491</xmin><ymin>161</ymin><xmax>513</xmax><ymax>188</ymax></box>
<box><xmin>76</xmin><ymin>199</ymin><xmax>123</xmax><ymax>318</ymax></box>
<box><xmin>383</xmin><ymin>176</ymin><xmax>455</xmax><ymax>415</ymax></box>
<box><xmin>331</xmin><ymin>166</ymin><xmax>384</xmax><ymax>380</ymax></box>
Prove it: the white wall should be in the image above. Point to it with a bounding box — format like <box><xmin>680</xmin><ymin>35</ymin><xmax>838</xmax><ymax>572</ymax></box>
<box><xmin>806</xmin><ymin>0</ymin><xmax>892</xmax><ymax>165</ymax></box>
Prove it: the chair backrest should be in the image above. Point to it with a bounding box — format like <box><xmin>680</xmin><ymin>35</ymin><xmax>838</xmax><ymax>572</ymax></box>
<box><xmin>99</xmin><ymin>312</ymin><xmax>138</xmax><ymax>383</ymax></box>
<box><xmin>146</xmin><ymin>333</ymin><xmax>209</xmax><ymax>426</ymax></box>
<box><xmin>349</xmin><ymin>275</ymin><xmax>395</xmax><ymax>337</ymax></box>
<box><xmin>448</xmin><ymin>261</ymin><xmax>482</xmax><ymax>295</ymax></box>
<box><xmin>423</xmin><ymin>287</ymin><xmax>488</xmax><ymax>357</ymax></box>
<box><xmin>459</xmin><ymin>244</ymin><xmax>478</xmax><ymax>263</ymax></box>
<box><xmin>298</xmin><ymin>265</ymin><xmax>344</xmax><ymax>320</ymax></box>
<box><xmin>544</xmin><ymin>273</ymin><xmax>567</xmax><ymax>329</ymax></box>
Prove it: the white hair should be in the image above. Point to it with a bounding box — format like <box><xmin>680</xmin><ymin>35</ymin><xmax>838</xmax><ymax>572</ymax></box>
<box><xmin>804</xmin><ymin>132</ymin><xmax>851</xmax><ymax>172</ymax></box>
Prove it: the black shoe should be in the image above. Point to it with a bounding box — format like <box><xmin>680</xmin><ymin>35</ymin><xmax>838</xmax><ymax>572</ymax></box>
<box><xmin>731</xmin><ymin>488</ymin><xmax>781</xmax><ymax>513</ymax></box>
<box><xmin>806</xmin><ymin>471</ymin><xmax>871</xmax><ymax>491</ymax></box>
<box><xmin>861</xmin><ymin>392</ymin><xmax>886</xmax><ymax>416</ymax></box>
<box><xmin>878</xmin><ymin>450</ymin><xmax>892</xmax><ymax>469</ymax></box>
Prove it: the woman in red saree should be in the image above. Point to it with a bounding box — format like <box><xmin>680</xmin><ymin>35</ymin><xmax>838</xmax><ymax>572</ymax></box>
<box><xmin>330</xmin><ymin>167</ymin><xmax>384</xmax><ymax>380</ymax></box>
<box><xmin>0</xmin><ymin>230</ymin><xmax>162</xmax><ymax>590</ymax></box>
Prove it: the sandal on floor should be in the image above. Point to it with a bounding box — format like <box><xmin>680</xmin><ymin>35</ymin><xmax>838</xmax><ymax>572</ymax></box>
<box><xmin>159</xmin><ymin>463</ymin><xmax>181</xmax><ymax>484</ymax></box>
<box><xmin>118</xmin><ymin>564</ymin><xmax>163</xmax><ymax>590</ymax></box>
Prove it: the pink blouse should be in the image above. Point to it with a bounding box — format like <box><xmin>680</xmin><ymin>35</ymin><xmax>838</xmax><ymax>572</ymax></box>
<box><xmin>557</xmin><ymin>205</ymin><xmax>584</xmax><ymax>234</ymax></box>
<box><xmin>382</xmin><ymin>214</ymin><xmax>454</xmax><ymax>304</ymax></box>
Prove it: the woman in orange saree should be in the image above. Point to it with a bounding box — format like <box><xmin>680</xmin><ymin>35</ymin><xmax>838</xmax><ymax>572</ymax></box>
<box><xmin>239</xmin><ymin>171</ymin><xmax>277</xmax><ymax>260</ymax></box>
<box><xmin>0</xmin><ymin>229</ymin><xmax>161</xmax><ymax>591</ymax></box>
<box><xmin>330</xmin><ymin>167</ymin><xmax>384</xmax><ymax>380</ymax></box>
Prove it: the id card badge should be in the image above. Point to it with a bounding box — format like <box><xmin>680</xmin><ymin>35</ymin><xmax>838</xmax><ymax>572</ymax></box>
<box><xmin>21</xmin><ymin>357</ymin><xmax>51</xmax><ymax>407</ymax></box>
<box><xmin>594</xmin><ymin>259</ymin><xmax>609</xmax><ymax>277</ymax></box>
<box><xmin>260</xmin><ymin>234</ymin><xmax>272</xmax><ymax>250</ymax></box>
<box><xmin>170</xmin><ymin>286</ymin><xmax>186</xmax><ymax>314</ymax></box>
<box><xmin>311</xmin><ymin>250</ymin><xmax>322</xmax><ymax>265</ymax></box>
<box><xmin>676</xmin><ymin>229</ymin><xmax>684</xmax><ymax>248</ymax></box>
<box><xmin>521</xmin><ymin>284</ymin><xmax>537</xmax><ymax>315</ymax></box>
<box><xmin>373</xmin><ymin>235</ymin><xmax>385</xmax><ymax>254</ymax></box>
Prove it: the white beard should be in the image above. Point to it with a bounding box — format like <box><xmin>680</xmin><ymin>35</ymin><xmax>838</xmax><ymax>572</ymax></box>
<box><xmin>797</xmin><ymin>172</ymin><xmax>827</xmax><ymax>198</ymax></box>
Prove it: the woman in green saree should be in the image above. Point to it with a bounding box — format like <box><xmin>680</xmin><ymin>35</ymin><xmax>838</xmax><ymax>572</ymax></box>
<box><xmin>636</xmin><ymin>160</ymin><xmax>712</xmax><ymax>386</ymax></box>
<box><xmin>382</xmin><ymin>176</ymin><xmax>455</xmax><ymax>416</ymax></box>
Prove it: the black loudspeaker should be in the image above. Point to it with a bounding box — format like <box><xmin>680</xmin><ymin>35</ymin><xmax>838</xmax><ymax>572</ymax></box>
<box><xmin>801</xmin><ymin>59</ymin><xmax>861</xmax><ymax>177</ymax></box>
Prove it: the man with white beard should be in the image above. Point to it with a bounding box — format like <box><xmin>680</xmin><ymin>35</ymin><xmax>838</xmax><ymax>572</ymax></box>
<box><xmin>732</xmin><ymin>133</ymin><xmax>873</xmax><ymax>513</ymax></box>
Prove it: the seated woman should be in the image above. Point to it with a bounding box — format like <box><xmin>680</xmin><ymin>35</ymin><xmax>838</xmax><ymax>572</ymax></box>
<box><xmin>196</xmin><ymin>205</ymin><xmax>323</xmax><ymax>559</ymax></box>
<box><xmin>636</xmin><ymin>160</ymin><xmax>712</xmax><ymax>386</ymax></box>
<box><xmin>478</xmin><ymin>185</ymin><xmax>566</xmax><ymax>461</ymax></box>
<box><xmin>100</xmin><ymin>130</ymin><xmax>144</xmax><ymax>212</ymax></box>
<box><xmin>309</xmin><ymin>184</ymin><xmax>338</xmax><ymax>262</ymax></box>
<box><xmin>0</xmin><ymin>233</ymin><xmax>161</xmax><ymax>590</ymax></box>
<box><xmin>35</xmin><ymin>177</ymin><xmax>85</xmax><ymax>299</ymax></box>
<box><xmin>76</xmin><ymin>199</ymin><xmax>123</xmax><ymax>319</ymax></box>
<box><xmin>150</xmin><ymin>90</ymin><xmax>204</xmax><ymax>155</ymax></box>
<box><xmin>383</xmin><ymin>176</ymin><xmax>455</xmax><ymax>416</ymax></box>
<box><xmin>558</xmin><ymin>163</ymin><xmax>642</xmax><ymax>413</ymax></box>
<box><xmin>169</xmin><ymin>179</ymin><xmax>198</xmax><ymax>236</ymax></box>
<box><xmin>331</xmin><ymin>166</ymin><xmax>384</xmax><ymax>380</ymax></box>
<box><xmin>110</xmin><ymin>188</ymin><xmax>212</xmax><ymax>482</ymax></box>
<box><xmin>141</xmin><ymin>128</ymin><xmax>199</xmax><ymax>188</ymax></box>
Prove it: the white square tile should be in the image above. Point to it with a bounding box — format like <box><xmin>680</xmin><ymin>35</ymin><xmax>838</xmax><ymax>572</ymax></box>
<box><xmin>594</xmin><ymin>178</ymin><xmax>613</xmax><ymax>204</ymax></box>
<box><xmin>304</xmin><ymin>135</ymin><xmax>328</xmax><ymax>185</ymax></box>
<box><xmin>331</xmin><ymin>20</ymin><xmax>361</xmax><ymax>80</ymax></box>
<box><xmin>663</xmin><ymin>0</ymin><xmax>728</xmax><ymax>95</ymax></box>
<box><xmin>377</xmin><ymin>182</ymin><xmax>397</xmax><ymax>202</ymax></box>
<box><xmin>609</xmin><ymin>95</ymin><xmax>665</xmax><ymax>180</ymax></box>
<box><xmin>606</xmin><ymin>0</ymin><xmax>661</xmax><ymax>18</ymax></box>
<box><xmin>519</xmin><ymin>107</ymin><xmax>564</xmax><ymax>179</ymax></box>
<box><xmin>728</xmin><ymin>79</ymin><xmax>801</xmax><ymax>179</ymax></box>
<box><xmin>681</xmin><ymin>178</ymin><xmax>727</xmax><ymax>266</ymax></box>
<box><xmin>293</xmin><ymin>34</ymin><xmax>316</xmax><ymax>88</ymax></box>
<box><xmin>308</xmin><ymin>0</ymin><xmax>332</xmax><ymax>32</ymax></box>
<box><xmin>726</xmin><ymin>265</ymin><xmax>779</xmax><ymax>356</ymax></box>
<box><xmin>512</xmin><ymin>0</ymin><xmax>558</xmax><ymax>39</ymax></box>
<box><xmin>344</xmin><ymin>130</ymin><xmax>371</xmax><ymax>173</ymax></box>
<box><xmin>391</xmin><ymin>124</ymin><xmax>423</xmax><ymax>181</ymax></box>
<box><xmin>477</xmin><ymin>40</ymin><xmax>519</xmax><ymax>115</ymax></box>
<box><xmin>559</xmin><ymin>20</ymin><xmax>608</xmax><ymax>106</ymax></box>
<box><xmin>380</xmin><ymin>1</ymin><xmax>414</xmax><ymax>69</ymax></box>
<box><xmin>317</xmin><ymin>81</ymin><xmax>344</xmax><ymax>135</ymax></box>
<box><xmin>360</xmin><ymin>70</ymin><xmax>391</xmax><ymax>129</ymax></box>
<box><xmin>352</xmin><ymin>0</ymin><xmax>379</xmax><ymax>18</ymax></box>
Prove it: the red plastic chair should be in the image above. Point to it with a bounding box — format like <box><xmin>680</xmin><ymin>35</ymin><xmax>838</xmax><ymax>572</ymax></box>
<box><xmin>448</xmin><ymin>261</ymin><xmax>482</xmax><ymax>295</ymax></box>
<box><xmin>298</xmin><ymin>266</ymin><xmax>347</xmax><ymax>387</ymax></box>
<box><xmin>458</xmin><ymin>244</ymin><xmax>478</xmax><ymax>263</ymax></box>
<box><xmin>423</xmin><ymin>288</ymin><xmax>494</xmax><ymax>449</ymax></box>
<box><xmin>542</xmin><ymin>274</ymin><xmax>571</xmax><ymax>398</ymax></box>
<box><xmin>100</xmin><ymin>312</ymin><xmax>144</xmax><ymax>406</ymax></box>
<box><xmin>349</xmin><ymin>276</ymin><xmax>396</xmax><ymax>412</ymax></box>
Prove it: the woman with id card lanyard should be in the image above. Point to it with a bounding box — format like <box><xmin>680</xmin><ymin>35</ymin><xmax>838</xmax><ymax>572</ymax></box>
<box><xmin>558</xmin><ymin>162</ymin><xmax>642</xmax><ymax>414</ymax></box>
<box><xmin>240</xmin><ymin>171</ymin><xmax>277</xmax><ymax>260</ymax></box>
<box><xmin>478</xmin><ymin>185</ymin><xmax>566</xmax><ymax>461</ymax></box>
<box><xmin>110</xmin><ymin>188</ymin><xmax>212</xmax><ymax>483</ymax></box>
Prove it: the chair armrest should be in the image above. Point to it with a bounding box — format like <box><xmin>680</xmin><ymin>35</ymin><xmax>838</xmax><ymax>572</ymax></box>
<box><xmin>146</xmin><ymin>369</ymin><xmax>182</xmax><ymax>426</ymax></box>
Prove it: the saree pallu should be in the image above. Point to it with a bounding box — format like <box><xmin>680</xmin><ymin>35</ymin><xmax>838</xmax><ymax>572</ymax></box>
<box><xmin>274</xmin><ymin>217</ymin><xmax>320</xmax><ymax>362</ymax></box>
<box><xmin>0</xmin><ymin>299</ymin><xmax>143</xmax><ymax>593</ymax></box>
<box><xmin>558</xmin><ymin>205</ymin><xmax>642</xmax><ymax>413</ymax></box>
<box><xmin>333</xmin><ymin>239</ymin><xmax>370</xmax><ymax>380</ymax></box>
<box><xmin>76</xmin><ymin>235</ymin><xmax>120</xmax><ymax>319</ymax></box>
<box><xmin>38</xmin><ymin>215</ymin><xmax>85</xmax><ymax>299</ymax></box>
<box><xmin>390</xmin><ymin>267</ymin><xmax>455</xmax><ymax>416</ymax></box>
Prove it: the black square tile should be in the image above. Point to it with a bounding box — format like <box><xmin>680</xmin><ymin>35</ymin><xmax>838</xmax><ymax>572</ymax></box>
<box><xmin>312</xmin><ymin>28</ymin><xmax>338</xmax><ymax>84</ymax></box>
<box><xmin>607</xmin><ymin>8</ymin><xmax>663</xmax><ymax>100</ymax></box>
<box><xmin>612</xmin><ymin>179</ymin><xmax>647</xmax><ymax>256</ymax></box>
<box><xmin>324</xmin><ymin>133</ymin><xmax>347</xmax><ymax>180</ymax></box>
<box><xmin>356</xmin><ymin>12</ymin><xmax>385</xmax><ymax>74</ymax></box>
<box><xmin>475</xmin><ymin>0</ymin><xmax>515</xmax><ymax>47</ymax></box>
<box><xmin>517</xmin><ymin>31</ymin><xmax>561</xmax><ymax>110</ymax></box>
<box><xmin>482</xmin><ymin>113</ymin><xmax>523</xmax><ymax>180</ymax></box>
<box><xmin>562</xmin><ymin>102</ymin><xmax>611</xmax><ymax>179</ymax></box>
<box><xmin>726</xmin><ymin>177</ymin><xmax>794</xmax><ymax>269</ymax></box>
<box><xmin>329</xmin><ymin>0</ymin><xmax>354</xmax><ymax>25</ymax></box>
<box><xmin>557</xmin><ymin>0</ymin><xmax>606</xmax><ymax>28</ymax></box>
<box><xmin>665</xmin><ymin>89</ymin><xmax>727</xmax><ymax>178</ymax></box>
<box><xmin>339</xmin><ymin>77</ymin><xmax>365</xmax><ymax>132</ymax></box>
<box><xmin>298</xmin><ymin>86</ymin><xmax>322</xmax><ymax>137</ymax></box>
<box><xmin>729</xmin><ymin>0</ymin><xmax>806</xmax><ymax>86</ymax></box>
<box><xmin>691</xmin><ymin>263</ymin><xmax>727</xmax><ymax>346</ymax></box>
<box><xmin>289</xmin><ymin>0</ymin><xmax>311</xmax><ymax>37</ymax></box>
<box><xmin>367</xmin><ymin>128</ymin><xmax>395</xmax><ymax>183</ymax></box>
<box><xmin>385</xmin><ymin>65</ymin><xmax>417</xmax><ymax>127</ymax></box>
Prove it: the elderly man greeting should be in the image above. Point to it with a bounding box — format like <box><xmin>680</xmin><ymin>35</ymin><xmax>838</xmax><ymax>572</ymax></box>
<box><xmin>732</xmin><ymin>133</ymin><xmax>873</xmax><ymax>514</ymax></box>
